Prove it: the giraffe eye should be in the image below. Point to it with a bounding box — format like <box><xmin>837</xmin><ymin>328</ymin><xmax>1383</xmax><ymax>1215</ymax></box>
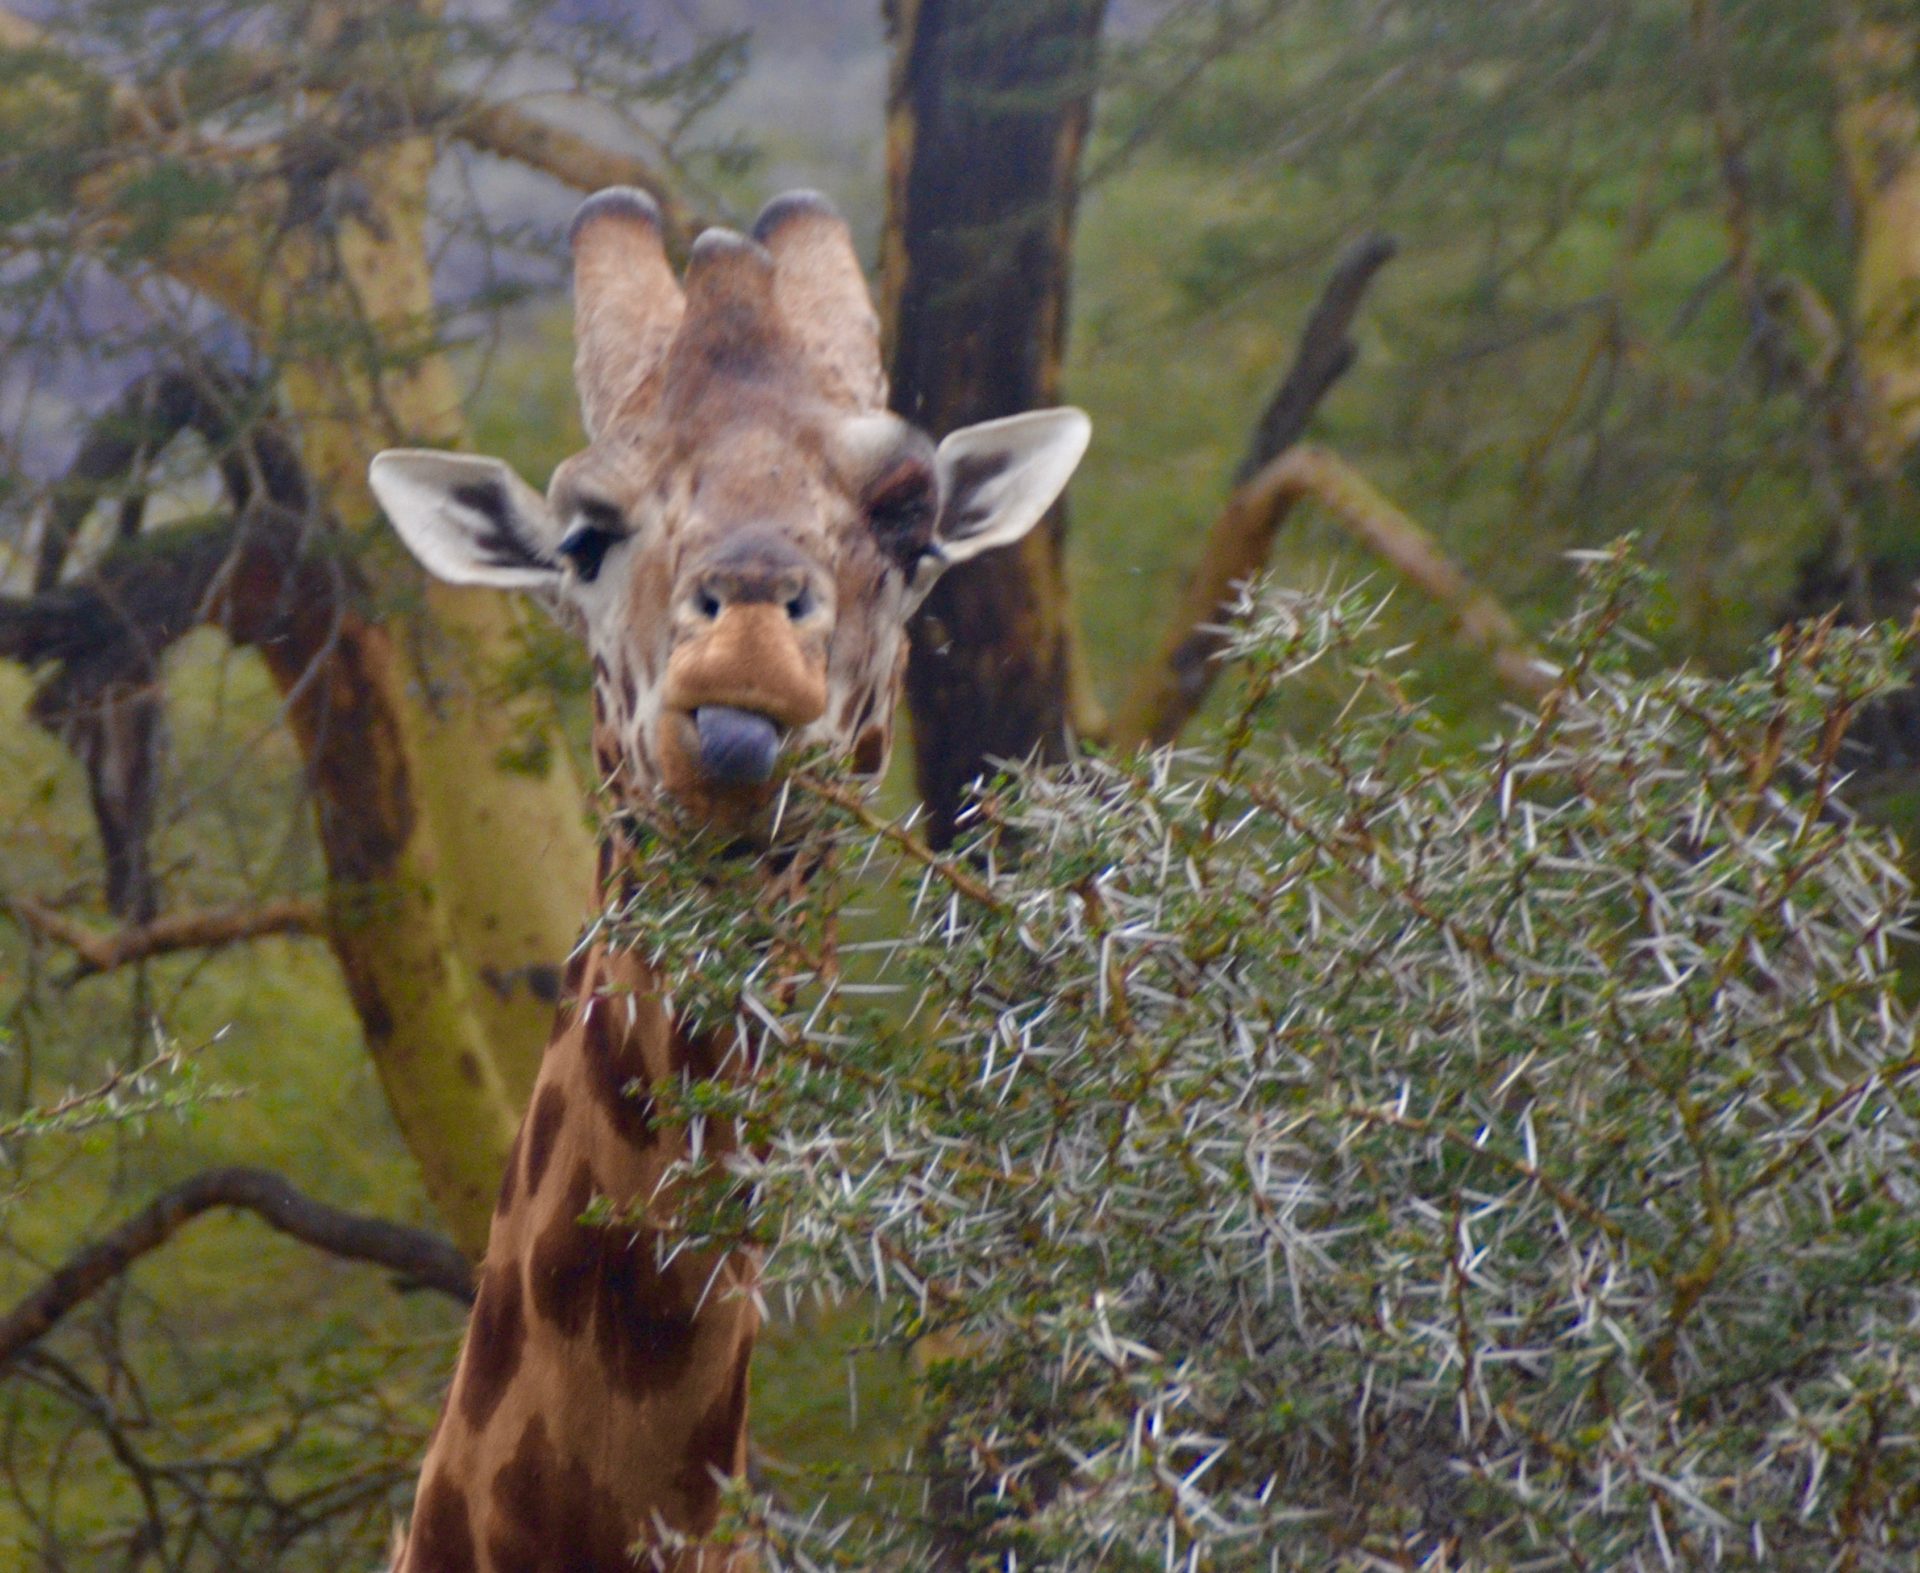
<box><xmin>557</xmin><ymin>502</ymin><xmax>626</xmax><ymax>583</ymax></box>
<box><xmin>865</xmin><ymin>461</ymin><xmax>936</xmax><ymax>570</ymax></box>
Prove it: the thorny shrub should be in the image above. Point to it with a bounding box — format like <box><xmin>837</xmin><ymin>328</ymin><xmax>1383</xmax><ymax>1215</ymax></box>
<box><xmin>608</xmin><ymin>550</ymin><xmax>1920</xmax><ymax>1571</ymax></box>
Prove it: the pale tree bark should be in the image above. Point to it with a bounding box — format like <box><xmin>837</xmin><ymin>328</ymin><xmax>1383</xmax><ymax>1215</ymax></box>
<box><xmin>0</xmin><ymin>1</ymin><xmax>710</xmax><ymax>1252</ymax></box>
<box><xmin>263</xmin><ymin>15</ymin><xmax>600</xmax><ymax>1103</ymax></box>
<box><xmin>1835</xmin><ymin>19</ymin><xmax>1920</xmax><ymax>474</ymax></box>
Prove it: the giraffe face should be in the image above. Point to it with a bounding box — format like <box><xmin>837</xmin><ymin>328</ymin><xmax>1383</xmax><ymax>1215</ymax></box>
<box><xmin>370</xmin><ymin>190</ymin><xmax>1088</xmax><ymax>828</ymax></box>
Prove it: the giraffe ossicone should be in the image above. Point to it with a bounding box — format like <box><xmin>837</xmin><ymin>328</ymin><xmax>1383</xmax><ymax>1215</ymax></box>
<box><xmin>373</xmin><ymin>187</ymin><xmax>1088</xmax><ymax>1571</ymax></box>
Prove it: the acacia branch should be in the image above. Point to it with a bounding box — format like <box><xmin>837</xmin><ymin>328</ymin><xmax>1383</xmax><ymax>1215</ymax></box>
<box><xmin>8</xmin><ymin>896</ymin><xmax>324</xmax><ymax>981</ymax></box>
<box><xmin>1239</xmin><ymin>445</ymin><xmax>1554</xmax><ymax>703</ymax></box>
<box><xmin>793</xmin><ymin>772</ymin><xmax>1006</xmax><ymax>913</ymax></box>
<box><xmin>1273</xmin><ymin>446</ymin><xmax>1553</xmax><ymax>701</ymax></box>
<box><xmin>0</xmin><ymin>1167</ymin><xmax>475</xmax><ymax>1369</ymax></box>
<box><xmin>1112</xmin><ymin>235</ymin><xmax>1396</xmax><ymax>749</ymax></box>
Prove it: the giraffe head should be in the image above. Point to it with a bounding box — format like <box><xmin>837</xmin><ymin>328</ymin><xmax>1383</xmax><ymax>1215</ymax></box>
<box><xmin>371</xmin><ymin>188</ymin><xmax>1088</xmax><ymax>833</ymax></box>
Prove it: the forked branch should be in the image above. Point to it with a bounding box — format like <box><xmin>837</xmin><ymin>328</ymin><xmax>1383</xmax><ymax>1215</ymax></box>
<box><xmin>0</xmin><ymin>1167</ymin><xmax>475</xmax><ymax>1369</ymax></box>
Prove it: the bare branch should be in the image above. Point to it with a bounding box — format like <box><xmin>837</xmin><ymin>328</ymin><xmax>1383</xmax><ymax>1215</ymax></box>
<box><xmin>1233</xmin><ymin>233</ymin><xmax>1398</xmax><ymax>486</ymax></box>
<box><xmin>441</xmin><ymin>100</ymin><xmax>701</xmax><ymax>240</ymax></box>
<box><xmin>32</xmin><ymin>365</ymin><xmax>303</xmax><ymax>593</ymax></box>
<box><xmin>7</xmin><ymin>896</ymin><xmax>324</xmax><ymax>981</ymax></box>
<box><xmin>0</xmin><ymin>1167</ymin><xmax>475</xmax><ymax>1369</ymax></box>
<box><xmin>1112</xmin><ymin>235</ymin><xmax>1396</xmax><ymax>750</ymax></box>
<box><xmin>6</xmin><ymin>364</ymin><xmax>310</xmax><ymax>918</ymax></box>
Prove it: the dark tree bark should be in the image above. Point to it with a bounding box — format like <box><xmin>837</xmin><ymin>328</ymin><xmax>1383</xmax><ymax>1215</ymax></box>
<box><xmin>882</xmin><ymin>0</ymin><xmax>1107</xmax><ymax>845</ymax></box>
<box><xmin>20</xmin><ymin>366</ymin><xmax>308</xmax><ymax>919</ymax></box>
<box><xmin>1</xmin><ymin>363</ymin><xmax>535</xmax><ymax>1247</ymax></box>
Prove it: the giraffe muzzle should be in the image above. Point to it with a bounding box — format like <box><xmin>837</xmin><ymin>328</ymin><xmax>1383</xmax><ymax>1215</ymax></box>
<box><xmin>693</xmin><ymin>705</ymin><xmax>783</xmax><ymax>785</ymax></box>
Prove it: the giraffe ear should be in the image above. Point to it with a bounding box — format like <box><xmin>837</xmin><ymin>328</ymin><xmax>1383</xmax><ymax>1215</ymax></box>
<box><xmin>369</xmin><ymin>450</ymin><xmax>563</xmax><ymax>591</ymax></box>
<box><xmin>928</xmin><ymin>408</ymin><xmax>1091</xmax><ymax>571</ymax></box>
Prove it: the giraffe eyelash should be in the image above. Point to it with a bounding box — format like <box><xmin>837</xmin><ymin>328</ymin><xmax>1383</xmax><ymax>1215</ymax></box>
<box><xmin>557</xmin><ymin>500</ymin><xmax>628</xmax><ymax>583</ymax></box>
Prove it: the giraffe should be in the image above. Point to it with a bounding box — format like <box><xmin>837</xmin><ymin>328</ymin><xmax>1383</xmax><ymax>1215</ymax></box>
<box><xmin>368</xmin><ymin>187</ymin><xmax>1089</xmax><ymax>1571</ymax></box>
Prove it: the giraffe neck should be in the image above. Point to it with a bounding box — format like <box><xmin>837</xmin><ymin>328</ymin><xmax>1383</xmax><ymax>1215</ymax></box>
<box><xmin>396</xmin><ymin>916</ymin><xmax>762</xmax><ymax>1572</ymax></box>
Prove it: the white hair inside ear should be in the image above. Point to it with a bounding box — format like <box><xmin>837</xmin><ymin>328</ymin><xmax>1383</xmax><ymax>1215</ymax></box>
<box><xmin>368</xmin><ymin>450</ymin><xmax>562</xmax><ymax>591</ymax></box>
<box><xmin>932</xmin><ymin>408</ymin><xmax>1091</xmax><ymax>567</ymax></box>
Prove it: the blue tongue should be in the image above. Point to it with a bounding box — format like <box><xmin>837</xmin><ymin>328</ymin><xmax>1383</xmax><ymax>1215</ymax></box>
<box><xmin>694</xmin><ymin>706</ymin><xmax>781</xmax><ymax>784</ymax></box>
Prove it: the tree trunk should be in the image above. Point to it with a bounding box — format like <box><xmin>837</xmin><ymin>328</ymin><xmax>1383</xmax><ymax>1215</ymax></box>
<box><xmin>253</xmin><ymin>86</ymin><xmax>595</xmax><ymax>1246</ymax></box>
<box><xmin>881</xmin><ymin>0</ymin><xmax>1106</xmax><ymax>845</ymax></box>
<box><xmin>22</xmin><ymin>3</ymin><xmax>599</xmax><ymax>1252</ymax></box>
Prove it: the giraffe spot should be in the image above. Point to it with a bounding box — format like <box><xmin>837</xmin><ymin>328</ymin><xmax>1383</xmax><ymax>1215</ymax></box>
<box><xmin>528</xmin><ymin>1162</ymin><xmax>599</xmax><ymax>1337</ymax></box>
<box><xmin>496</xmin><ymin>1125</ymin><xmax>522</xmax><ymax>1216</ymax></box>
<box><xmin>840</xmin><ymin>686</ymin><xmax>876</xmax><ymax>739</ymax></box>
<box><xmin>674</xmin><ymin>1340</ymin><xmax>752</xmax><ymax>1528</ymax></box>
<box><xmin>524</xmin><ymin>964</ymin><xmax>564</xmax><ymax>1005</ymax></box>
<box><xmin>524</xmin><ymin>1084</ymin><xmax>568</xmax><ymax>1199</ymax></box>
<box><xmin>406</xmin><ymin>1470</ymin><xmax>477</xmax><ymax>1573</ymax></box>
<box><xmin>458</xmin><ymin>1263</ymin><xmax>526</xmax><ymax>1432</ymax></box>
<box><xmin>679</xmin><ymin>1022</ymin><xmax>728</xmax><ymax>1082</ymax></box>
<box><xmin>581</xmin><ymin>990</ymin><xmax>657</xmax><ymax>1144</ymax></box>
<box><xmin>589</xmin><ymin>1222</ymin><xmax>699</xmax><ymax>1399</ymax></box>
<box><xmin>487</xmin><ymin>1414</ymin><xmax>636</xmax><ymax>1573</ymax></box>
<box><xmin>525</xmin><ymin>1162</ymin><xmax>700</xmax><ymax>1398</ymax></box>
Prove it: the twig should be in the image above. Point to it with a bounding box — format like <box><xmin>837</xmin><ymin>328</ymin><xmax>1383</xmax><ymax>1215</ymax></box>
<box><xmin>790</xmin><ymin>774</ymin><xmax>1005</xmax><ymax>913</ymax></box>
<box><xmin>7</xmin><ymin>896</ymin><xmax>323</xmax><ymax>982</ymax></box>
<box><xmin>0</xmin><ymin>1167</ymin><xmax>474</xmax><ymax>1368</ymax></box>
<box><xmin>0</xmin><ymin>1045</ymin><xmax>191</xmax><ymax>1141</ymax></box>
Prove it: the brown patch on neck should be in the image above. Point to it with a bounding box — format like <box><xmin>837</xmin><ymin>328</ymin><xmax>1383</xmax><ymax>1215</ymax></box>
<box><xmin>579</xmin><ymin>982</ymin><xmax>660</xmax><ymax>1143</ymax></box>
<box><xmin>406</xmin><ymin>1471</ymin><xmax>478</xmax><ymax>1573</ymax></box>
<box><xmin>522</xmin><ymin>1083</ymin><xmax>568</xmax><ymax>1199</ymax></box>
<box><xmin>674</xmin><ymin>1340</ymin><xmax>752</xmax><ymax>1524</ymax></box>
<box><xmin>853</xmin><ymin>721</ymin><xmax>888</xmax><ymax>777</ymax></box>
<box><xmin>457</xmin><ymin>1263</ymin><xmax>527</xmax><ymax>1432</ymax></box>
<box><xmin>525</xmin><ymin>1159</ymin><xmax>703</xmax><ymax>1398</ymax></box>
<box><xmin>486</xmin><ymin>1414</ymin><xmax>636</xmax><ymax>1573</ymax></box>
